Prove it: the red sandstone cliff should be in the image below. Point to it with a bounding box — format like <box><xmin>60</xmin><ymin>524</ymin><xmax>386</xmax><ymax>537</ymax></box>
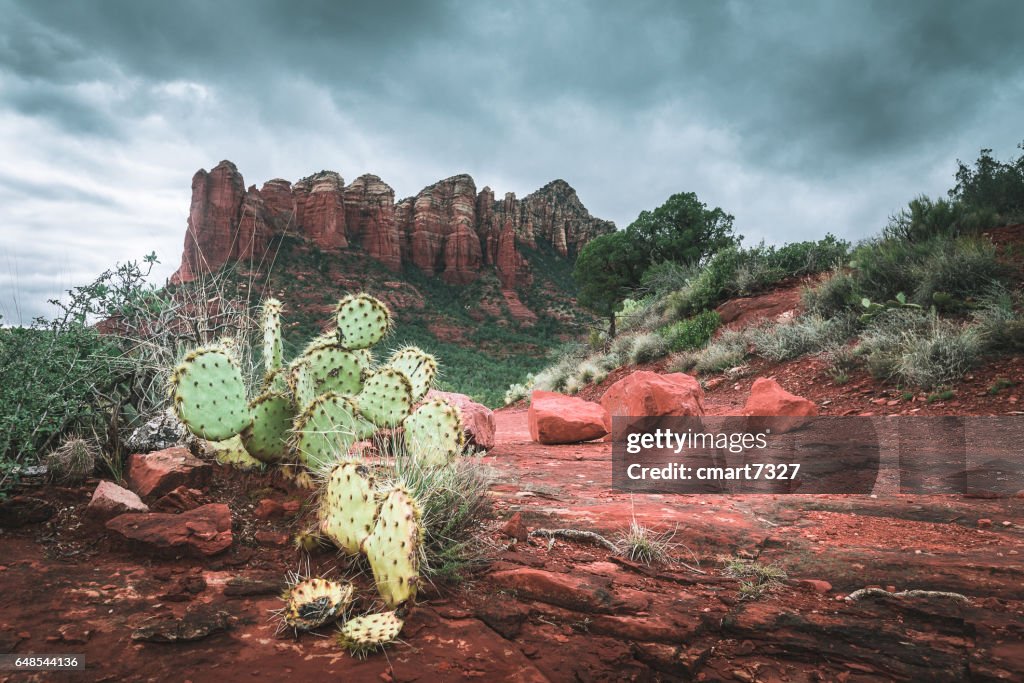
<box><xmin>171</xmin><ymin>162</ymin><xmax>614</xmax><ymax>288</ymax></box>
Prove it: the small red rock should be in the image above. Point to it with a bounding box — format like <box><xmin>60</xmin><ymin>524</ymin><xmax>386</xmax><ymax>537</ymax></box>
<box><xmin>127</xmin><ymin>447</ymin><xmax>212</xmax><ymax>499</ymax></box>
<box><xmin>977</xmin><ymin>518</ymin><xmax>993</xmax><ymax>528</ymax></box>
<box><xmin>106</xmin><ymin>503</ymin><xmax>232</xmax><ymax>556</ymax></box>
<box><xmin>254</xmin><ymin>499</ymin><xmax>285</xmax><ymax>520</ymax></box>
<box><xmin>254</xmin><ymin>530</ymin><xmax>290</xmax><ymax>547</ymax></box>
<box><xmin>796</xmin><ymin>579</ymin><xmax>832</xmax><ymax>593</ymax></box>
<box><xmin>743</xmin><ymin>377</ymin><xmax>818</xmax><ymax>433</ymax></box>
<box><xmin>86</xmin><ymin>481</ymin><xmax>149</xmax><ymax>522</ymax></box>
<box><xmin>500</xmin><ymin>512</ymin><xmax>528</xmax><ymax>542</ymax></box>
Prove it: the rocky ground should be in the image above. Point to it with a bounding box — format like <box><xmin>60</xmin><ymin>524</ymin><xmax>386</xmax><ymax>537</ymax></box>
<box><xmin>1</xmin><ymin>397</ymin><xmax>1022</xmax><ymax>682</ymax></box>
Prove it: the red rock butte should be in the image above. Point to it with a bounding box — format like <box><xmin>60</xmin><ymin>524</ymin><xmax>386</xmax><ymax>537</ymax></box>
<box><xmin>171</xmin><ymin>161</ymin><xmax>616</xmax><ymax>288</ymax></box>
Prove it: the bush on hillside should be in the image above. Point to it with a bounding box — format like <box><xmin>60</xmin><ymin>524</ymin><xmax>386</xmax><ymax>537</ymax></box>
<box><xmin>658</xmin><ymin>310</ymin><xmax>720</xmax><ymax>352</ymax></box>
<box><xmin>802</xmin><ymin>269</ymin><xmax>860</xmax><ymax>317</ymax></box>
<box><xmin>750</xmin><ymin>313</ymin><xmax>857</xmax><ymax>362</ymax></box>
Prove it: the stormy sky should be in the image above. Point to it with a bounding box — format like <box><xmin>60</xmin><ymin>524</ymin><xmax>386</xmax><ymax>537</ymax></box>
<box><xmin>2</xmin><ymin>0</ymin><xmax>1023</xmax><ymax>323</ymax></box>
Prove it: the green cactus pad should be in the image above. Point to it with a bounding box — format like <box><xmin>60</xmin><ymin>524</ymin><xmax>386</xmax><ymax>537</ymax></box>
<box><xmin>208</xmin><ymin>435</ymin><xmax>264</xmax><ymax>471</ymax></box>
<box><xmin>363</xmin><ymin>486</ymin><xmax>422</xmax><ymax>609</ymax></box>
<box><xmin>241</xmin><ymin>391</ymin><xmax>294</xmax><ymax>463</ymax></box>
<box><xmin>170</xmin><ymin>347</ymin><xmax>251</xmax><ymax>441</ymax></box>
<box><xmin>293</xmin><ymin>393</ymin><xmax>375</xmax><ymax>470</ymax></box>
<box><xmin>261</xmin><ymin>298</ymin><xmax>284</xmax><ymax>373</ymax></box>
<box><xmin>283</xmin><ymin>578</ymin><xmax>354</xmax><ymax>631</ymax></box>
<box><xmin>402</xmin><ymin>399</ymin><xmax>464</xmax><ymax>466</ymax></box>
<box><xmin>288</xmin><ymin>359</ymin><xmax>319</xmax><ymax>410</ymax></box>
<box><xmin>387</xmin><ymin>347</ymin><xmax>437</xmax><ymax>402</ymax></box>
<box><xmin>302</xmin><ymin>343</ymin><xmax>366</xmax><ymax>397</ymax></box>
<box><xmin>337</xmin><ymin>611</ymin><xmax>404</xmax><ymax>658</ymax></box>
<box><xmin>355</xmin><ymin>368</ymin><xmax>414</xmax><ymax>428</ymax></box>
<box><xmin>261</xmin><ymin>367</ymin><xmax>290</xmax><ymax>394</ymax></box>
<box><xmin>318</xmin><ymin>460</ymin><xmax>378</xmax><ymax>555</ymax></box>
<box><xmin>335</xmin><ymin>293</ymin><xmax>391</xmax><ymax>350</ymax></box>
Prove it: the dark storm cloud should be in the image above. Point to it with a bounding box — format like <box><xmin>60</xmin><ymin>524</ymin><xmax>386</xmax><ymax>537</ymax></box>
<box><xmin>1</xmin><ymin>0</ymin><xmax>1023</xmax><ymax>320</ymax></box>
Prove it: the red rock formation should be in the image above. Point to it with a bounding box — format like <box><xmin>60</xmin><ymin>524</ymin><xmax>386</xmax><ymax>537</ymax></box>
<box><xmin>172</xmin><ymin>161</ymin><xmax>245</xmax><ymax>283</ymax></box>
<box><xmin>171</xmin><ymin>162</ymin><xmax>615</xmax><ymax>290</ymax></box>
<box><xmin>743</xmin><ymin>377</ymin><xmax>818</xmax><ymax>433</ymax></box>
<box><xmin>292</xmin><ymin>171</ymin><xmax>347</xmax><ymax>250</ymax></box>
<box><xmin>528</xmin><ymin>390</ymin><xmax>609</xmax><ymax>444</ymax></box>
<box><xmin>343</xmin><ymin>174</ymin><xmax>400</xmax><ymax>271</ymax></box>
<box><xmin>600</xmin><ymin>371</ymin><xmax>705</xmax><ymax>434</ymax></box>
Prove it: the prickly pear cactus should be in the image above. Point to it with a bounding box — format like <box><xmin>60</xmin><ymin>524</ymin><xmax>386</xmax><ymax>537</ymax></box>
<box><xmin>301</xmin><ymin>343</ymin><xmax>366</xmax><ymax>397</ymax></box>
<box><xmin>337</xmin><ymin>611</ymin><xmax>404</xmax><ymax>658</ymax></box>
<box><xmin>281</xmin><ymin>577</ymin><xmax>354</xmax><ymax>632</ymax></box>
<box><xmin>335</xmin><ymin>293</ymin><xmax>390</xmax><ymax>350</ymax></box>
<box><xmin>208</xmin><ymin>435</ymin><xmax>264</xmax><ymax>471</ymax></box>
<box><xmin>170</xmin><ymin>347</ymin><xmax>251</xmax><ymax>441</ymax></box>
<box><xmin>387</xmin><ymin>347</ymin><xmax>437</xmax><ymax>402</ymax></box>
<box><xmin>403</xmin><ymin>399</ymin><xmax>464</xmax><ymax>466</ymax></box>
<box><xmin>356</xmin><ymin>368</ymin><xmax>414</xmax><ymax>428</ymax></box>
<box><xmin>363</xmin><ymin>486</ymin><xmax>422</xmax><ymax>609</ymax></box>
<box><xmin>261</xmin><ymin>298</ymin><xmax>284</xmax><ymax>373</ymax></box>
<box><xmin>293</xmin><ymin>393</ymin><xmax>374</xmax><ymax>470</ymax></box>
<box><xmin>241</xmin><ymin>392</ymin><xmax>294</xmax><ymax>463</ymax></box>
<box><xmin>318</xmin><ymin>460</ymin><xmax>378</xmax><ymax>555</ymax></box>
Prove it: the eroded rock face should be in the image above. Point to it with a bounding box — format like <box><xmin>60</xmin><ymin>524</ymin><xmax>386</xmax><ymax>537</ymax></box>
<box><xmin>528</xmin><ymin>390</ymin><xmax>609</xmax><ymax>445</ymax></box>
<box><xmin>172</xmin><ymin>162</ymin><xmax>614</xmax><ymax>288</ymax></box>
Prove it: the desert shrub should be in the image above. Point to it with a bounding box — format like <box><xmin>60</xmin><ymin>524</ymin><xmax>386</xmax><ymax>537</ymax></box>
<box><xmin>658</xmin><ymin>310</ymin><xmax>721</xmax><ymax>352</ymax></box>
<box><xmin>688</xmin><ymin>328</ymin><xmax>751</xmax><ymax>374</ymax></box>
<box><xmin>896</xmin><ymin>321</ymin><xmax>982</xmax><ymax>390</ymax></box>
<box><xmin>628</xmin><ymin>332</ymin><xmax>670</xmax><ymax>365</ymax></box>
<box><xmin>750</xmin><ymin>314</ymin><xmax>856</xmax><ymax>362</ymax></box>
<box><xmin>802</xmin><ymin>269</ymin><xmax>859</xmax><ymax>317</ymax></box>
<box><xmin>950</xmin><ymin>143</ymin><xmax>1024</xmax><ymax>222</ymax></box>
<box><xmin>503</xmin><ymin>375</ymin><xmax>535</xmax><ymax>405</ymax></box>
<box><xmin>771</xmin><ymin>234</ymin><xmax>850</xmax><ymax>274</ymax></box>
<box><xmin>850</xmin><ymin>238</ymin><xmax>924</xmax><ymax>304</ymax></box>
<box><xmin>617</xmin><ymin>296</ymin><xmax>661</xmax><ymax>333</ymax></box>
<box><xmin>532</xmin><ymin>356</ymin><xmax>576</xmax><ymax>393</ymax></box>
<box><xmin>974</xmin><ymin>286</ymin><xmax>1024</xmax><ymax>351</ymax></box>
<box><xmin>43</xmin><ymin>437</ymin><xmax>98</xmax><ymax>485</ymax></box>
<box><xmin>883</xmin><ymin>195</ymin><xmax>996</xmax><ymax>243</ymax></box>
<box><xmin>912</xmin><ymin>237</ymin><xmax>1006</xmax><ymax>306</ymax></box>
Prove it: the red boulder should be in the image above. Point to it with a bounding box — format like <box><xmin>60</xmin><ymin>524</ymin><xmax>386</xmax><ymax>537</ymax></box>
<box><xmin>528</xmin><ymin>391</ymin><xmax>609</xmax><ymax>445</ymax></box>
<box><xmin>599</xmin><ymin>371</ymin><xmax>705</xmax><ymax>434</ymax></box>
<box><xmin>743</xmin><ymin>377</ymin><xmax>818</xmax><ymax>433</ymax></box>
<box><xmin>427</xmin><ymin>390</ymin><xmax>496</xmax><ymax>451</ymax></box>
<box><xmin>105</xmin><ymin>503</ymin><xmax>233</xmax><ymax>556</ymax></box>
<box><xmin>86</xmin><ymin>481</ymin><xmax>149</xmax><ymax>523</ymax></box>
<box><xmin>127</xmin><ymin>447</ymin><xmax>212</xmax><ymax>499</ymax></box>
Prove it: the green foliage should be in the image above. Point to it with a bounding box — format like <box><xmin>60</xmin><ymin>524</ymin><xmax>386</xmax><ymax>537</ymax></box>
<box><xmin>627</xmin><ymin>331</ymin><xmax>670</xmax><ymax>365</ymax></box>
<box><xmin>751</xmin><ymin>314</ymin><xmax>857</xmax><ymax>362</ymax></box>
<box><xmin>802</xmin><ymin>270</ymin><xmax>859</xmax><ymax>317</ymax></box>
<box><xmin>950</xmin><ymin>141</ymin><xmax>1024</xmax><ymax>221</ymax></box>
<box><xmin>573</xmin><ymin>231</ymin><xmax>647</xmax><ymax>330</ymax></box>
<box><xmin>858</xmin><ymin>292</ymin><xmax>922</xmax><ymax>325</ymax></box>
<box><xmin>883</xmin><ymin>195</ymin><xmax>996</xmax><ymax>243</ymax></box>
<box><xmin>658</xmin><ymin>310</ymin><xmax>720</xmax><ymax>352</ymax></box>
<box><xmin>627</xmin><ymin>191</ymin><xmax>738</xmax><ymax>267</ymax></box>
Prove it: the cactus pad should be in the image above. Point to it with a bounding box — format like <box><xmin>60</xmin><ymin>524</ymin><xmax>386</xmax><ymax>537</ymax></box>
<box><xmin>355</xmin><ymin>368</ymin><xmax>414</xmax><ymax>428</ymax></box>
<box><xmin>241</xmin><ymin>392</ymin><xmax>294</xmax><ymax>463</ymax></box>
<box><xmin>402</xmin><ymin>399</ymin><xmax>464</xmax><ymax>466</ymax></box>
<box><xmin>318</xmin><ymin>460</ymin><xmax>378</xmax><ymax>555</ymax></box>
<box><xmin>337</xmin><ymin>611</ymin><xmax>404</xmax><ymax>658</ymax></box>
<box><xmin>261</xmin><ymin>298</ymin><xmax>284</xmax><ymax>373</ymax></box>
<box><xmin>208</xmin><ymin>435</ymin><xmax>263</xmax><ymax>471</ymax></box>
<box><xmin>170</xmin><ymin>347</ymin><xmax>251</xmax><ymax>441</ymax></box>
<box><xmin>335</xmin><ymin>293</ymin><xmax>390</xmax><ymax>350</ymax></box>
<box><xmin>387</xmin><ymin>347</ymin><xmax>437</xmax><ymax>402</ymax></box>
<box><xmin>363</xmin><ymin>486</ymin><xmax>422</xmax><ymax>609</ymax></box>
<box><xmin>282</xmin><ymin>578</ymin><xmax>354</xmax><ymax>631</ymax></box>
<box><xmin>287</xmin><ymin>358</ymin><xmax>319</xmax><ymax>410</ymax></box>
<box><xmin>302</xmin><ymin>343</ymin><xmax>366</xmax><ymax>397</ymax></box>
<box><xmin>293</xmin><ymin>393</ymin><xmax>374</xmax><ymax>470</ymax></box>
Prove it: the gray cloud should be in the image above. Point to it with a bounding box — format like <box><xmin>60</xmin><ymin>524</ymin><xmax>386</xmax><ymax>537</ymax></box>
<box><xmin>1</xmin><ymin>0</ymin><xmax>1022</xmax><ymax>321</ymax></box>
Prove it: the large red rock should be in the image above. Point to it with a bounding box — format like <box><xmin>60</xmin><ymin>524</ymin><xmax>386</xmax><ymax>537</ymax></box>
<box><xmin>86</xmin><ymin>481</ymin><xmax>149</xmax><ymax>522</ymax></box>
<box><xmin>127</xmin><ymin>447</ymin><xmax>212</xmax><ymax>499</ymax></box>
<box><xmin>599</xmin><ymin>371</ymin><xmax>705</xmax><ymax>433</ymax></box>
<box><xmin>105</xmin><ymin>503</ymin><xmax>232</xmax><ymax>556</ymax></box>
<box><xmin>292</xmin><ymin>171</ymin><xmax>347</xmax><ymax>249</ymax></box>
<box><xmin>528</xmin><ymin>390</ymin><xmax>609</xmax><ymax>444</ymax></box>
<box><xmin>426</xmin><ymin>390</ymin><xmax>496</xmax><ymax>450</ymax></box>
<box><xmin>343</xmin><ymin>174</ymin><xmax>401</xmax><ymax>271</ymax></box>
<box><xmin>743</xmin><ymin>377</ymin><xmax>818</xmax><ymax>433</ymax></box>
<box><xmin>172</xmin><ymin>160</ymin><xmax>246</xmax><ymax>283</ymax></box>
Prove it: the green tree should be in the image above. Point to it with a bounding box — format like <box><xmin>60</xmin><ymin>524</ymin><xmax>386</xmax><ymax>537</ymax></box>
<box><xmin>572</xmin><ymin>231</ymin><xmax>646</xmax><ymax>338</ymax></box>
<box><xmin>949</xmin><ymin>142</ymin><xmax>1024</xmax><ymax>220</ymax></box>
<box><xmin>626</xmin><ymin>192</ymin><xmax>737</xmax><ymax>268</ymax></box>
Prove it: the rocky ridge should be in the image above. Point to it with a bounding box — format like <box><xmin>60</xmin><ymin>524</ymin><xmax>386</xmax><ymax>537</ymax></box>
<box><xmin>172</xmin><ymin>161</ymin><xmax>614</xmax><ymax>287</ymax></box>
